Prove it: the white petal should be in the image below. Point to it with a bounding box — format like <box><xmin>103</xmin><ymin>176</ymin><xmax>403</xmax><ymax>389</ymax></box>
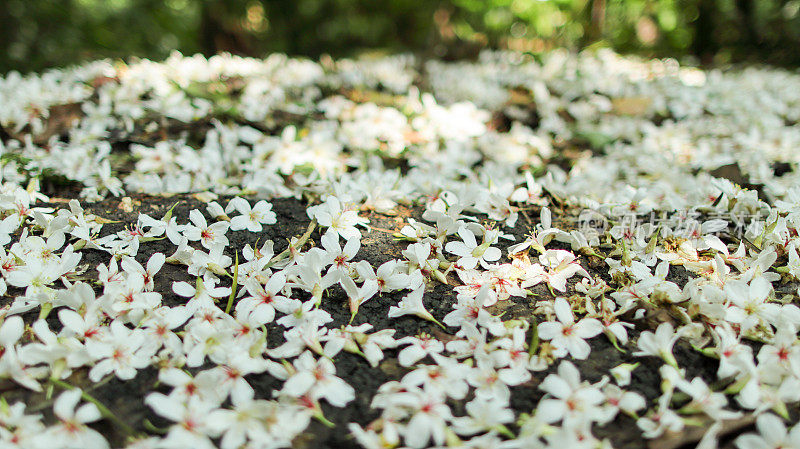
<box><xmin>540</xmin><ymin>374</ymin><xmax>571</xmax><ymax>399</ymax></box>
<box><xmin>537</xmin><ymin>322</ymin><xmax>563</xmax><ymax>340</ymax></box>
<box><xmin>553</xmin><ymin>297</ymin><xmax>574</xmax><ymax>325</ymax></box>
<box><xmin>75</xmin><ymin>403</ymin><xmax>102</xmax><ymax>424</ymax></box>
<box><xmin>567</xmin><ymin>338</ymin><xmax>591</xmax><ymax>359</ymax></box>
<box><xmin>54</xmin><ymin>389</ymin><xmax>82</xmax><ymax>420</ymax></box>
<box><xmin>482</xmin><ymin>247</ymin><xmax>501</xmax><ymax>262</ymax></box>
<box><xmin>145</xmin><ymin>392</ymin><xmax>184</xmax><ymax>421</ymax></box>
<box><xmin>282</xmin><ymin>372</ymin><xmax>315</xmax><ymax>397</ymax></box>
<box><xmin>320</xmin><ymin>378</ymin><xmax>355</xmax><ymax>407</ymax></box>
<box><xmin>172</xmin><ymin>281</ymin><xmax>195</xmax><ymax>297</ymax></box>
<box><xmin>0</xmin><ymin>315</ymin><xmax>24</xmax><ymax>346</ymax></box>
<box><xmin>536</xmin><ymin>398</ymin><xmax>567</xmax><ymax>423</ymax></box>
<box><xmin>574</xmin><ymin>318</ymin><xmax>603</xmax><ymax>338</ymax></box>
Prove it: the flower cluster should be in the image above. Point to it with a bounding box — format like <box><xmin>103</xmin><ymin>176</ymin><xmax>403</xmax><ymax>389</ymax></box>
<box><xmin>1</xmin><ymin>48</ymin><xmax>800</xmax><ymax>449</ymax></box>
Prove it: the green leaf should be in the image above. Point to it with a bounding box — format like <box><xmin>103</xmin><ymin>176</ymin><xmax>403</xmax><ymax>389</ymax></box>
<box><xmin>225</xmin><ymin>253</ymin><xmax>239</xmax><ymax>315</ymax></box>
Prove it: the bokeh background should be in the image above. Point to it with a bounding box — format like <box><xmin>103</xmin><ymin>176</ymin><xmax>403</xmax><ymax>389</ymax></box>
<box><xmin>2</xmin><ymin>0</ymin><xmax>799</xmax><ymax>73</ymax></box>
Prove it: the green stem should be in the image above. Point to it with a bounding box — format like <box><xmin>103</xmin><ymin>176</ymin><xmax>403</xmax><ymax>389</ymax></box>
<box><xmin>264</xmin><ymin>219</ymin><xmax>317</xmax><ymax>269</ymax></box>
<box><xmin>225</xmin><ymin>253</ymin><xmax>239</xmax><ymax>315</ymax></box>
<box><xmin>528</xmin><ymin>321</ymin><xmax>539</xmax><ymax>357</ymax></box>
<box><xmin>39</xmin><ymin>302</ymin><xmax>53</xmax><ymax>320</ymax></box>
<box><xmin>30</xmin><ymin>374</ymin><xmax>114</xmax><ymax>413</ymax></box>
<box><xmin>496</xmin><ymin>424</ymin><xmax>516</xmax><ymax>439</ymax></box>
<box><xmin>430</xmin><ymin>317</ymin><xmax>447</xmax><ymax>330</ymax></box>
<box><xmin>314</xmin><ymin>411</ymin><xmax>336</xmax><ymax>428</ymax></box>
<box><xmin>160</xmin><ymin>201</ymin><xmax>180</xmax><ymax>222</ymax></box>
<box><xmin>143</xmin><ymin>418</ymin><xmax>169</xmax><ymax>435</ymax></box>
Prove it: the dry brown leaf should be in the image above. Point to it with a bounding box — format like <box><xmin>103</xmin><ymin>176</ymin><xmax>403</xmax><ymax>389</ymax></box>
<box><xmin>93</xmin><ymin>216</ymin><xmax>120</xmax><ymax>224</ymax></box>
<box><xmin>37</xmin><ymin>103</ymin><xmax>83</xmax><ymax>144</ymax></box>
<box><xmin>648</xmin><ymin>415</ymin><xmax>756</xmax><ymax>449</ymax></box>
<box><xmin>612</xmin><ymin>96</ymin><xmax>652</xmax><ymax>116</ymax></box>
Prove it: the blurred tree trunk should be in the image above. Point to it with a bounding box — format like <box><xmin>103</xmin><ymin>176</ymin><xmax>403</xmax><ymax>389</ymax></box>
<box><xmin>581</xmin><ymin>0</ymin><xmax>606</xmax><ymax>46</ymax></box>
<box><xmin>734</xmin><ymin>0</ymin><xmax>760</xmax><ymax>48</ymax></box>
<box><xmin>692</xmin><ymin>0</ymin><xmax>716</xmax><ymax>63</ymax></box>
<box><xmin>0</xmin><ymin>2</ymin><xmax>15</xmax><ymax>72</ymax></box>
<box><xmin>589</xmin><ymin>0</ymin><xmax>606</xmax><ymax>42</ymax></box>
<box><xmin>199</xmin><ymin>0</ymin><xmax>252</xmax><ymax>57</ymax></box>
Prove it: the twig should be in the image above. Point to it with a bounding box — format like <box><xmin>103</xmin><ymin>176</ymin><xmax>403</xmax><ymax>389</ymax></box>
<box><xmin>225</xmin><ymin>253</ymin><xmax>239</xmax><ymax>315</ymax></box>
<box><xmin>29</xmin><ymin>374</ymin><xmax>114</xmax><ymax>413</ymax></box>
<box><xmin>263</xmin><ymin>219</ymin><xmax>317</xmax><ymax>270</ymax></box>
<box><xmin>368</xmin><ymin>225</ymin><xmax>399</xmax><ymax>234</ymax></box>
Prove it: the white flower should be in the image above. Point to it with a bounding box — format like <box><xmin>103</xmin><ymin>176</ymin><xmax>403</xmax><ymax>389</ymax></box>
<box><xmin>537</xmin><ymin>360</ymin><xmax>605</xmax><ymax>424</ymax></box>
<box><xmin>633</xmin><ymin>322</ymin><xmax>682</xmax><ymax>367</ymax></box>
<box><xmin>397</xmin><ymin>333</ymin><xmax>444</xmax><ymax>366</ymax></box>
<box><xmin>445</xmin><ymin>226</ymin><xmax>501</xmax><ymax>269</ymax></box>
<box><xmin>172</xmin><ymin>277</ymin><xmax>230</xmax><ymax>312</ymax></box>
<box><xmin>676</xmin><ymin>376</ymin><xmax>741</xmax><ymax>420</ymax></box>
<box><xmin>508</xmin><ymin>207</ymin><xmax>563</xmax><ymax>254</ymax></box>
<box><xmin>712</xmin><ymin>323</ymin><xmax>753</xmax><ymax>378</ymax></box>
<box><xmin>359</xmin><ymin>328</ymin><xmax>398</xmax><ymax>367</ymax></box>
<box><xmin>157</xmin><ymin>368</ymin><xmax>224</xmax><ymax>404</ymax></box>
<box><xmin>723</xmin><ymin>277</ymin><xmax>779</xmax><ymax>332</ymax></box>
<box><xmin>184</xmin><ymin>209</ymin><xmax>230</xmax><ymax>249</ymax></box>
<box><xmin>205</xmin><ymin>387</ymin><xmax>271</xmax><ymax>449</ymax></box>
<box><xmin>443</xmin><ymin>285</ymin><xmax>506</xmax><ymax>335</ymax></box>
<box><xmin>355</xmin><ymin>259</ymin><xmax>409</xmax><ymax>293</ymax></box>
<box><xmin>599</xmin><ymin>383</ymin><xmax>645</xmax><ymax>424</ymax></box>
<box><xmin>402</xmin><ymin>242</ymin><xmax>439</xmax><ymax>279</ymax></box>
<box><xmin>0</xmin><ymin>315</ymin><xmax>24</xmax><ymax>348</ymax></box>
<box><xmin>281</xmin><ymin>351</ymin><xmax>355</xmax><ymax>407</ymax></box>
<box><xmin>637</xmin><ymin>392</ymin><xmax>684</xmax><ymax>438</ymax></box>
<box><xmin>401</xmin><ymin>353</ymin><xmax>470</xmax><ymax>400</ymax></box>
<box><xmin>1</xmin><ymin>315</ymin><xmax>48</xmax><ymax>392</ymax></box>
<box><xmin>609</xmin><ymin>362</ymin><xmax>639</xmax><ymax>387</ymax></box>
<box><xmin>86</xmin><ymin>320</ymin><xmax>152</xmax><ymax>382</ymax></box>
<box><xmin>0</xmin><ymin>400</ymin><xmax>45</xmax><ymax>448</ymax></box>
<box><xmin>121</xmin><ymin>252</ymin><xmax>165</xmax><ymax>291</ymax></box>
<box><xmin>451</xmin><ymin>396</ymin><xmax>514</xmax><ymax>436</ymax></box>
<box><xmin>757</xmin><ymin>325</ymin><xmax>800</xmax><ymax>376</ymax></box>
<box><xmin>340</xmin><ymin>275</ymin><xmax>379</xmax><ymax>320</ymax></box>
<box><xmin>226</xmin><ymin>197</ymin><xmax>277</xmax><ymax>232</ymax></box>
<box><xmin>320</xmin><ymin>231</ymin><xmax>360</xmax><ymax>275</ymax></box>
<box><xmin>388</xmin><ymin>287</ymin><xmax>439</xmax><ymax>325</ymax></box>
<box><xmin>307</xmin><ymin>196</ymin><xmax>367</xmax><ymax>240</ymax></box>
<box><xmin>145</xmin><ymin>394</ymin><xmax>220</xmax><ymax>449</ymax></box>
<box><xmin>47</xmin><ymin>389</ymin><xmax>109</xmax><ymax>449</ymax></box>
<box><xmin>138</xmin><ymin>213</ymin><xmax>184</xmax><ymax>245</ymax></box>
<box><xmin>735</xmin><ymin>413</ymin><xmax>800</xmax><ymax>449</ymax></box>
<box><xmin>235</xmin><ymin>272</ymin><xmax>296</xmax><ymax>324</ymax></box>
<box><xmin>188</xmin><ymin>243</ymin><xmax>232</xmax><ymax>279</ymax></box>
<box><xmin>399</xmin><ymin>389</ymin><xmax>452</xmax><ymax>449</ymax></box>
<box><xmin>523</xmin><ymin>249</ymin><xmax>588</xmax><ymax>292</ymax></box>
<box><xmin>349</xmin><ymin>423</ymin><xmax>398</xmax><ymax>449</ymax></box>
<box><xmin>538</xmin><ymin>297</ymin><xmax>603</xmax><ymax>360</ymax></box>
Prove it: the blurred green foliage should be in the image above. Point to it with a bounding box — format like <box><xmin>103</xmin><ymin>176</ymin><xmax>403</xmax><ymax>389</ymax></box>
<box><xmin>2</xmin><ymin>0</ymin><xmax>799</xmax><ymax>73</ymax></box>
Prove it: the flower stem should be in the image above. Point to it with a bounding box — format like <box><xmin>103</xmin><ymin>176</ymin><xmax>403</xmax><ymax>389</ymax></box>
<box><xmin>225</xmin><ymin>253</ymin><xmax>239</xmax><ymax>315</ymax></box>
<box><xmin>314</xmin><ymin>411</ymin><xmax>336</xmax><ymax>428</ymax></box>
<box><xmin>496</xmin><ymin>424</ymin><xmax>516</xmax><ymax>439</ymax></box>
<box><xmin>264</xmin><ymin>219</ymin><xmax>317</xmax><ymax>269</ymax></box>
<box><xmin>528</xmin><ymin>321</ymin><xmax>539</xmax><ymax>357</ymax></box>
<box><xmin>142</xmin><ymin>418</ymin><xmax>169</xmax><ymax>434</ymax></box>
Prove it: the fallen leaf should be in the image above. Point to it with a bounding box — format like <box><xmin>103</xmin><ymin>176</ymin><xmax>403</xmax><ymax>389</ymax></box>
<box><xmin>648</xmin><ymin>415</ymin><xmax>756</xmax><ymax>449</ymax></box>
<box><xmin>612</xmin><ymin>96</ymin><xmax>652</xmax><ymax>116</ymax></box>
